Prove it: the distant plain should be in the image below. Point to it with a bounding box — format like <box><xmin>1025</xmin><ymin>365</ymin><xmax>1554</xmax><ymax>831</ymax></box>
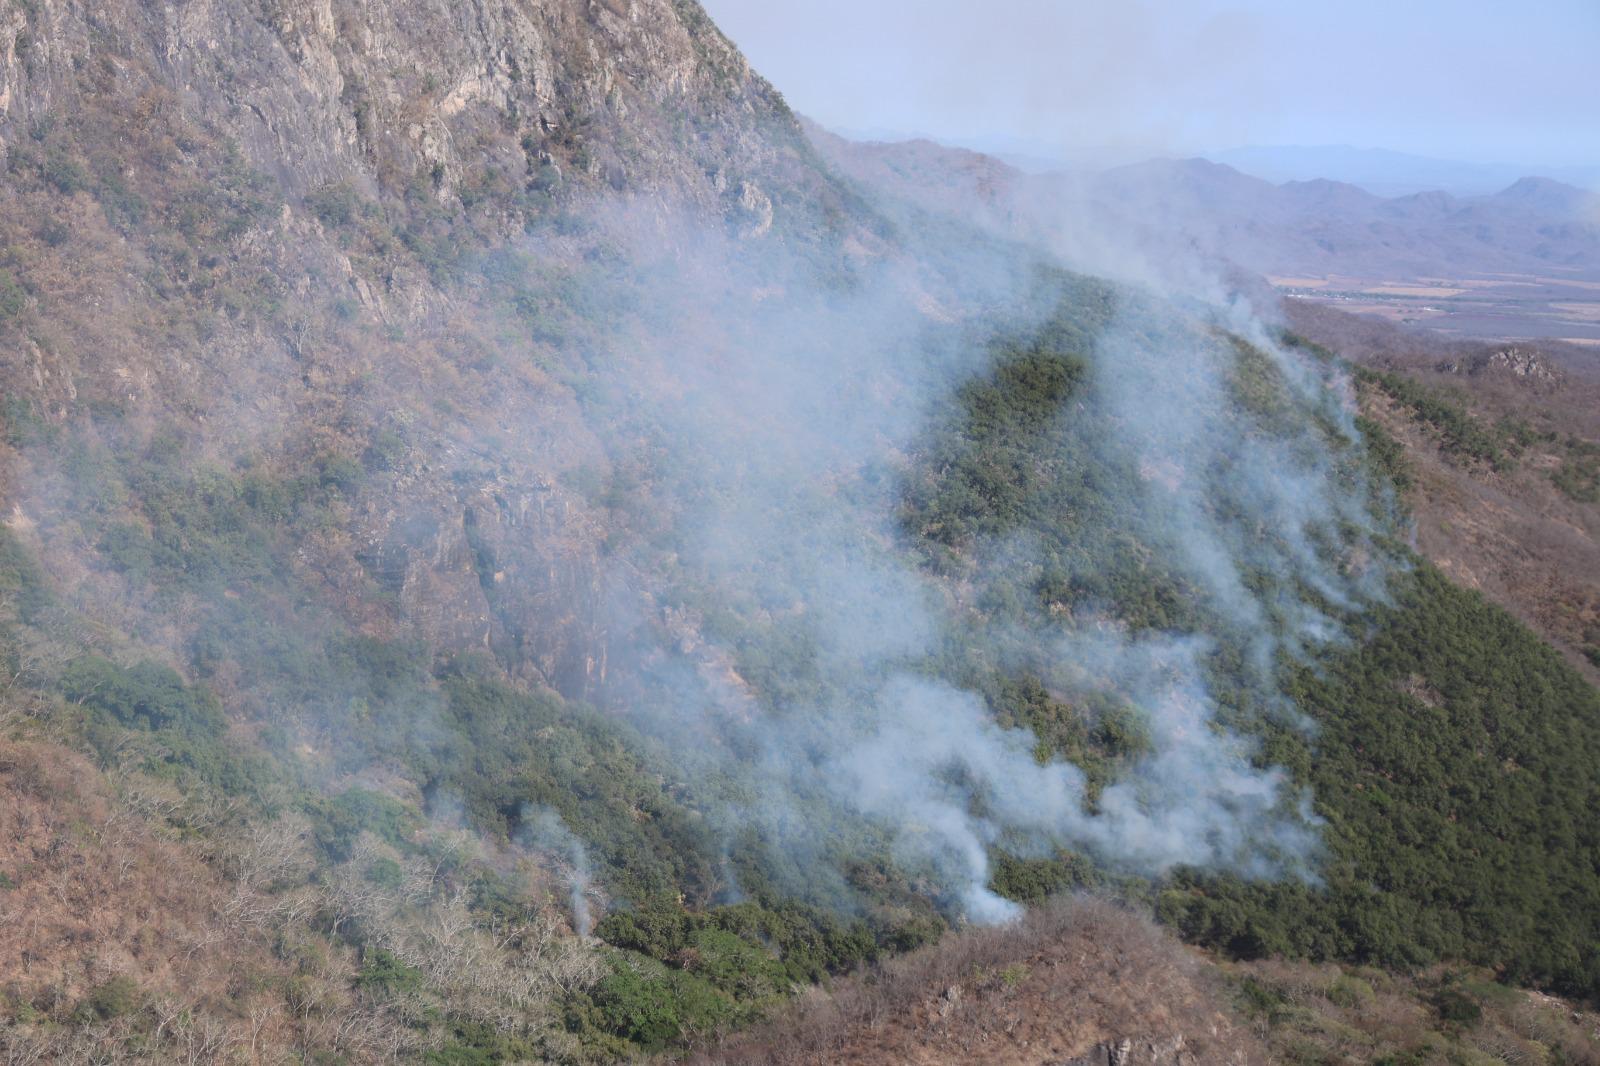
<box><xmin>1274</xmin><ymin>272</ymin><xmax>1600</xmax><ymax>345</ymax></box>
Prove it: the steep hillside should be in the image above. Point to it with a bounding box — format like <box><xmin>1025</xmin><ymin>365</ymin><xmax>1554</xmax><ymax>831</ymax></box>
<box><xmin>689</xmin><ymin>899</ymin><xmax>1600</xmax><ymax>1066</ymax></box>
<box><xmin>812</xmin><ymin>124</ymin><xmax>1600</xmax><ymax>678</ymax></box>
<box><xmin>1</xmin><ymin>0</ymin><xmax>815</xmax><ymax>209</ymax></box>
<box><xmin>3</xmin><ymin>4</ymin><xmax>1600</xmax><ymax>1065</ymax></box>
<box><xmin>0</xmin><ymin>0</ymin><xmax>869</xmax><ymax>701</ymax></box>
<box><xmin>687</xmin><ymin>899</ymin><xmax>1269</xmax><ymax>1066</ymax></box>
<box><xmin>0</xmin><ymin>3</ymin><xmax>910</xmax><ymax>1061</ymax></box>
<box><xmin>1286</xmin><ymin>302</ymin><xmax>1600</xmax><ymax>684</ymax></box>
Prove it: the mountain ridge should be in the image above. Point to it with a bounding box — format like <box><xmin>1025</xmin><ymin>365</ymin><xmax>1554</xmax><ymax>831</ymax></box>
<box><xmin>1211</xmin><ymin>142</ymin><xmax>1600</xmax><ymax>197</ymax></box>
<box><xmin>809</xmin><ymin>126</ymin><xmax>1600</xmax><ymax>300</ymax></box>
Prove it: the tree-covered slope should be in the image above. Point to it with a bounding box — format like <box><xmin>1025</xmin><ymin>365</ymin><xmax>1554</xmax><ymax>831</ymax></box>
<box><xmin>1164</xmin><ymin>566</ymin><xmax>1600</xmax><ymax>999</ymax></box>
<box><xmin>892</xmin><ymin>309</ymin><xmax>1600</xmax><ymax>1001</ymax></box>
<box><xmin>6</xmin><ymin>238</ymin><xmax>1600</xmax><ymax>1062</ymax></box>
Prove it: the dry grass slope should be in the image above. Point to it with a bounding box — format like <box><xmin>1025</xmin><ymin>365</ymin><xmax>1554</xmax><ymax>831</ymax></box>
<box><xmin>1288</xmin><ymin>302</ymin><xmax>1600</xmax><ymax>683</ymax></box>
<box><xmin>682</xmin><ymin>898</ymin><xmax>1267</xmax><ymax>1066</ymax></box>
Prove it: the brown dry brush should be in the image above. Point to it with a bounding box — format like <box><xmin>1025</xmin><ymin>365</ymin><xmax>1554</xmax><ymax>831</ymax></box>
<box><xmin>0</xmin><ymin>737</ymin><xmax>607</xmax><ymax>1065</ymax></box>
<box><xmin>1235</xmin><ymin>957</ymin><xmax>1600</xmax><ymax>1066</ymax></box>
<box><xmin>680</xmin><ymin>896</ymin><xmax>1266</xmax><ymax>1066</ymax></box>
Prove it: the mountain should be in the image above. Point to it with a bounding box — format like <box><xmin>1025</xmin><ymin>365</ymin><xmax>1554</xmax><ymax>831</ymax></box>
<box><xmin>0</xmin><ymin>0</ymin><xmax>869</xmax><ymax>700</ymax></box>
<box><xmin>812</xmin><ymin>130</ymin><xmax>1600</xmax><ymax>289</ymax></box>
<box><xmin>814</xmin><ymin>126</ymin><xmax>1600</xmax><ymax>672</ymax></box>
<box><xmin>0</xmin><ymin>0</ymin><xmax>821</xmax><ymax>208</ymax></box>
<box><xmin>1491</xmin><ymin>174</ymin><xmax>1600</xmax><ymax>216</ymax></box>
<box><xmin>3</xmin><ymin>4</ymin><xmax>1600</xmax><ymax>1065</ymax></box>
<box><xmin>1211</xmin><ymin>144</ymin><xmax>1600</xmax><ymax>198</ymax></box>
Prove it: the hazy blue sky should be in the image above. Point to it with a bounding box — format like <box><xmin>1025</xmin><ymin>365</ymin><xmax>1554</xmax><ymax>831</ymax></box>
<box><xmin>699</xmin><ymin>0</ymin><xmax>1600</xmax><ymax>167</ymax></box>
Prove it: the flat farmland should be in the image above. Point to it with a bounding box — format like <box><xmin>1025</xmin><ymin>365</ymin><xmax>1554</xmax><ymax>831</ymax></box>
<box><xmin>1273</xmin><ymin>272</ymin><xmax>1600</xmax><ymax>345</ymax></box>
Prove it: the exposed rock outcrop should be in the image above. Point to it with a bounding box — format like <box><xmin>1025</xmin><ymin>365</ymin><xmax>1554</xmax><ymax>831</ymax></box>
<box><xmin>1058</xmin><ymin>1035</ymin><xmax>1197</xmax><ymax>1066</ymax></box>
<box><xmin>0</xmin><ymin>0</ymin><xmax>805</xmax><ymax>212</ymax></box>
<box><xmin>1436</xmin><ymin>346</ymin><xmax>1566</xmax><ymax>389</ymax></box>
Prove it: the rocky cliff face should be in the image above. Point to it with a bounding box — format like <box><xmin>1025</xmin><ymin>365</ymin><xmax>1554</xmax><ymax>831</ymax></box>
<box><xmin>1</xmin><ymin>0</ymin><xmax>805</xmax><ymax>207</ymax></box>
<box><xmin>0</xmin><ymin>0</ymin><xmax>858</xmax><ymax>701</ymax></box>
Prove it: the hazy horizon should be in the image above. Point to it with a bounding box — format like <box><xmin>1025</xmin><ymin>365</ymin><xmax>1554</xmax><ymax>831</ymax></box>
<box><xmin>700</xmin><ymin>0</ymin><xmax>1600</xmax><ymax>175</ymax></box>
<box><xmin>811</xmin><ymin>129</ymin><xmax>1600</xmax><ymax>197</ymax></box>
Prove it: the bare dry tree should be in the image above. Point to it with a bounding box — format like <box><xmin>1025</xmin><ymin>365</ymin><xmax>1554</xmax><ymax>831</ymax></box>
<box><xmin>226</xmin><ymin>815</ymin><xmax>314</xmax><ymax>893</ymax></box>
<box><xmin>2</xmin><ymin>1030</ymin><xmax>57</xmax><ymax>1066</ymax></box>
<box><xmin>167</xmin><ymin>1011</ymin><xmax>232</xmax><ymax>1066</ymax></box>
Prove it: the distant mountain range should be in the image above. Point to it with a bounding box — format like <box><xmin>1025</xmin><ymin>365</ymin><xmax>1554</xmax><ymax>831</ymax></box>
<box><xmin>1209</xmin><ymin>145</ymin><xmax>1600</xmax><ymax>199</ymax></box>
<box><xmin>880</xmin><ymin>135</ymin><xmax>1600</xmax><ymax>199</ymax></box>
<box><xmin>807</xmin><ymin>125</ymin><xmax>1600</xmax><ymax>285</ymax></box>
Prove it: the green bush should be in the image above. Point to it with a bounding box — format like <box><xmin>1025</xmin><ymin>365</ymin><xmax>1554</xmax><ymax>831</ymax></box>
<box><xmin>0</xmin><ymin>526</ymin><xmax>51</xmax><ymax>623</ymax></box>
<box><xmin>362</xmin><ymin>429</ymin><xmax>408</xmax><ymax>472</ymax></box>
<box><xmin>583</xmin><ymin>955</ymin><xmax>733</xmax><ymax>1051</ymax></box>
<box><xmin>1552</xmin><ymin>453</ymin><xmax>1599</xmax><ymax>503</ymax></box>
<box><xmin>305</xmin><ymin>184</ymin><xmax>363</xmax><ymax>228</ymax></box>
<box><xmin>365</xmin><ymin>857</ymin><xmax>405</xmax><ymax>889</ymax></box>
<box><xmin>75</xmin><ymin>976</ymin><xmax>140</xmax><ymax>1023</ymax></box>
<box><xmin>422</xmin><ymin>1022</ymin><xmax>546</xmax><ymax>1065</ymax></box>
<box><xmin>62</xmin><ymin>656</ymin><xmax>224</xmax><ymax>737</ymax></box>
<box><xmin>1328</xmin><ymin>973</ymin><xmax>1376</xmax><ymax>1008</ymax></box>
<box><xmin>355</xmin><ymin>948</ymin><xmax>424</xmax><ymax>998</ymax></box>
<box><xmin>1</xmin><ymin>395</ymin><xmax>55</xmax><ymax>447</ymax></box>
<box><xmin>1165</xmin><ymin>566</ymin><xmax>1600</xmax><ymax>999</ymax></box>
<box><xmin>59</xmin><ymin>655</ymin><xmax>270</xmax><ymax>795</ymax></box>
<box><xmin>42</xmin><ymin>150</ymin><xmax>88</xmax><ymax>194</ymax></box>
<box><xmin>1433</xmin><ymin>987</ymin><xmax>1482</xmax><ymax>1025</ymax></box>
<box><xmin>97</xmin><ymin>522</ymin><xmax>156</xmax><ymax>580</ymax></box>
<box><xmin>1357</xmin><ymin>368</ymin><xmax>1513</xmax><ymax>470</ymax></box>
<box><xmin>595</xmin><ymin>899</ymin><xmax>691</xmax><ymax>960</ymax></box>
<box><xmin>316</xmin><ymin>453</ymin><xmax>364</xmax><ymax>494</ymax></box>
<box><xmin>681</xmin><ymin>927</ymin><xmax>790</xmax><ymax>999</ymax></box>
<box><xmin>1354</xmin><ymin>415</ymin><xmax>1413</xmax><ymax>496</ymax></box>
<box><xmin>0</xmin><ymin>269</ymin><xmax>27</xmax><ymax>321</ymax></box>
<box><xmin>305</xmin><ymin>789</ymin><xmax>419</xmax><ymax>861</ymax></box>
<box><xmin>989</xmin><ymin>851</ymin><xmax>1101</xmax><ymax>904</ymax></box>
<box><xmin>710</xmin><ymin>901</ymin><xmax>879</xmax><ymax>985</ymax></box>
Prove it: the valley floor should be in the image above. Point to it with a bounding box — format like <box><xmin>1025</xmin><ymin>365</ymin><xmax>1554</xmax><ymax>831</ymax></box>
<box><xmin>1276</xmin><ymin>272</ymin><xmax>1600</xmax><ymax>346</ymax></box>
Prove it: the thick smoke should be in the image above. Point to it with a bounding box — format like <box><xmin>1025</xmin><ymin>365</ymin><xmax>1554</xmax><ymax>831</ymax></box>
<box><xmin>0</xmin><ymin>146</ymin><xmax>1387</xmax><ymax>924</ymax></box>
<box><xmin>504</xmin><ymin>191</ymin><xmax>1389</xmax><ymax>922</ymax></box>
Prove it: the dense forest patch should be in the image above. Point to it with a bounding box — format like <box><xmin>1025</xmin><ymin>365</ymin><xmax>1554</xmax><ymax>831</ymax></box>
<box><xmin>899</xmin><ymin>315</ymin><xmax>1600</xmax><ymax>1003</ymax></box>
<box><xmin>1162</xmin><ymin>565</ymin><xmax>1600</xmax><ymax>999</ymax></box>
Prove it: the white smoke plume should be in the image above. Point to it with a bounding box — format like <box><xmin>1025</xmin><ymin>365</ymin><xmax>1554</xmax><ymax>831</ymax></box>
<box><xmin>521</xmin><ymin>806</ymin><xmax>596</xmax><ymax>937</ymax></box>
<box><xmin>490</xmin><ymin>190</ymin><xmax>1391</xmax><ymax>921</ymax></box>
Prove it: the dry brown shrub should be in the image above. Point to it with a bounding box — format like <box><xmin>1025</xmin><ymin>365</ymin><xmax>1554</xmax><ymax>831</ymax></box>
<box><xmin>1510</xmin><ymin>994</ymin><xmax>1600</xmax><ymax>1066</ymax></box>
<box><xmin>681</xmin><ymin>896</ymin><xmax>1267</xmax><ymax>1066</ymax></box>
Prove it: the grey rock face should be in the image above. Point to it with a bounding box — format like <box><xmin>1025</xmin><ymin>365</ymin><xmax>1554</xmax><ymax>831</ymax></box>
<box><xmin>1436</xmin><ymin>346</ymin><xmax>1566</xmax><ymax>389</ymax></box>
<box><xmin>1057</xmin><ymin>1034</ymin><xmax>1194</xmax><ymax>1066</ymax></box>
<box><xmin>0</xmin><ymin>0</ymin><xmax>797</xmax><ymax>213</ymax></box>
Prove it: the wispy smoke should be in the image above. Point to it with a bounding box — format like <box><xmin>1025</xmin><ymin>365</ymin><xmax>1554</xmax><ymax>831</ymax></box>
<box><xmin>521</xmin><ymin>806</ymin><xmax>595</xmax><ymax>936</ymax></box>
